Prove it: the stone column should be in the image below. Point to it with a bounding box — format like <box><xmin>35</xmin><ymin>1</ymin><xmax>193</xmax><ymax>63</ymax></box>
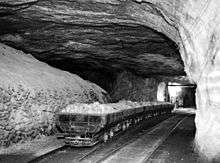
<box><xmin>178</xmin><ymin>0</ymin><xmax>220</xmax><ymax>159</ymax></box>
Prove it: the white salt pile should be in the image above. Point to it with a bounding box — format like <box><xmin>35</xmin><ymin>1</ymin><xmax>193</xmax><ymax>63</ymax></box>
<box><xmin>61</xmin><ymin>102</ymin><xmax>116</xmax><ymax>114</ymax></box>
<box><xmin>60</xmin><ymin>100</ymin><xmax>170</xmax><ymax>114</ymax></box>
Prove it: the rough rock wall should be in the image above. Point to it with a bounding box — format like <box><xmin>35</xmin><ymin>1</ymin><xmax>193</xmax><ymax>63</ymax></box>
<box><xmin>177</xmin><ymin>0</ymin><xmax>220</xmax><ymax>160</ymax></box>
<box><xmin>0</xmin><ymin>0</ymin><xmax>185</xmax><ymax>77</ymax></box>
<box><xmin>134</xmin><ymin>0</ymin><xmax>220</xmax><ymax>159</ymax></box>
<box><xmin>69</xmin><ymin>70</ymin><xmax>116</xmax><ymax>94</ymax></box>
<box><xmin>0</xmin><ymin>43</ymin><xmax>109</xmax><ymax>146</ymax></box>
<box><xmin>111</xmin><ymin>71</ymin><xmax>159</xmax><ymax>102</ymax></box>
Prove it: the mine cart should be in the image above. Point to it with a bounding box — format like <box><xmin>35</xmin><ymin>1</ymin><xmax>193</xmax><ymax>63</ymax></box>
<box><xmin>55</xmin><ymin>103</ymin><xmax>174</xmax><ymax>146</ymax></box>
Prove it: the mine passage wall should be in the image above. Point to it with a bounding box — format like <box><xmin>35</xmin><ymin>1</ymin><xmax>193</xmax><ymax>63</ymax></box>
<box><xmin>111</xmin><ymin>71</ymin><xmax>159</xmax><ymax>102</ymax></box>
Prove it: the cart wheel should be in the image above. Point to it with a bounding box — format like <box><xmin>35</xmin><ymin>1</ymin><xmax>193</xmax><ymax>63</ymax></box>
<box><xmin>103</xmin><ymin>133</ymin><xmax>108</xmax><ymax>142</ymax></box>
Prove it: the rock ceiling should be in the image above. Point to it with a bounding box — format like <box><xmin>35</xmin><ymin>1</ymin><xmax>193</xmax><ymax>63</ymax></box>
<box><xmin>0</xmin><ymin>0</ymin><xmax>185</xmax><ymax>77</ymax></box>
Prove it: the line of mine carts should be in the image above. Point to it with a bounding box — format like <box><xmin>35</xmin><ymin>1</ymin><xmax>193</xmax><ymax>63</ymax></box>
<box><xmin>55</xmin><ymin>101</ymin><xmax>174</xmax><ymax>146</ymax></box>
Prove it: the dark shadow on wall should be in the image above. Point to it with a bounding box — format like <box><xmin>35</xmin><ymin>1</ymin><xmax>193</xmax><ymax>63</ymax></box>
<box><xmin>110</xmin><ymin>71</ymin><xmax>159</xmax><ymax>102</ymax></box>
<box><xmin>182</xmin><ymin>87</ymin><xmax>196</xmax><ymax>108</ymax></box>
<box><xmin>46</xmin><ymin>59</ymin><xmax>117</xmax><ymax>94</ymax></box>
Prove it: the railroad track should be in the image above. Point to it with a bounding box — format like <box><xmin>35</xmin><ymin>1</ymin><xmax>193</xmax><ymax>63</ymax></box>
<box><xmin>92</xmin><ymin>137</ymin><xmax>139</xmax><ymax>163</ymax></box>
<box><xmin>78</xmin><ymin>143</ymin><xmax>103</xmax><ymax>161</ymax></box>
<box><xmin>78</xmin><ymin>128</ymin><xmax>145</xmax><ymax>162</ymax></box>
<box><xmin>28</xmin><ymin>114</ymin><xmax>174</xmax><ymax>163</ymax></box>
<box><xmin>142</xmin><ymin>115</ymin><xmax>189</xmax><ymax>163</ymax></box>
<box><xmin>78</xmin><ymin>120</ymin><xmax>151</xmax><ymax>162</ymax></box>
<box><xmin>78</xmin><ymin>114</ymin><xmax>179</xmax><ymax>163</ymax></box>
<box><xmin>96</xmin><ymin>115</ymin><xmax>187</xmax><ymax>163</ymax></box>
<box><xmin>77</xmin><ymin>134</ymin><xmax>129</xmax><ymax>162</ymax></box>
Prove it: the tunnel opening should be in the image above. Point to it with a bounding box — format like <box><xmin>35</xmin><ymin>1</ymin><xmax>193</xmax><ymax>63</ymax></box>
<box><xmin>168</xmin><ymin>82</ymin><xmax>197</xmax><ymax>109</ymax></box>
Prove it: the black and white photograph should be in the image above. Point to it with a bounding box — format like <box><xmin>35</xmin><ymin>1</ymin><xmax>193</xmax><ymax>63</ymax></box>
<box><xmin>0</xmin><ymin>0</ymin><xmax>219</xmax><ymax>162</ymax></box>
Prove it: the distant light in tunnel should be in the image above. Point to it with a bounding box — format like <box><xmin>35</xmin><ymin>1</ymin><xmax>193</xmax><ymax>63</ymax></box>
<box><xmin>168</xmin><ymin>84</ymin><xmax>182</xmax><ymax>103</ymax></box>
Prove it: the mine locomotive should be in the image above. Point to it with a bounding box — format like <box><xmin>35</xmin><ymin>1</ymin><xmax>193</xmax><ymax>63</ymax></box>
<box><xmin>55</xmin><ymin>102</ymin><xmax>174</xmax><ymax>146</ymax></box>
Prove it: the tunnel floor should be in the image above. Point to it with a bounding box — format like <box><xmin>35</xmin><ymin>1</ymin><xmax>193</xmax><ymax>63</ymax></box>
<box><xmin>0</xmin><ymin>113</ymin><xmax>201</xmax><ymax>163</ymax></box>
<box><xmin>148</xmin><ymin>115</ymin><xmax>198</xmax><ymax>163</ymax></box>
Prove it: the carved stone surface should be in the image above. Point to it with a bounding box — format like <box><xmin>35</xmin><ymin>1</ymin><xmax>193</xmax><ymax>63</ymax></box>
<box><xmin>0</xmin><ymin>0</ymin><xmax>184</xmax><ymax>78</ymax></box>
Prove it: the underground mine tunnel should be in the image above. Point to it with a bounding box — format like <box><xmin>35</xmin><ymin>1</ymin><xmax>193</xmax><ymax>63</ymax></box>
<box><xmin>0</xmin><ymin>0</ymin><xmax>220</xmax><ymax>162</ymax></box>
